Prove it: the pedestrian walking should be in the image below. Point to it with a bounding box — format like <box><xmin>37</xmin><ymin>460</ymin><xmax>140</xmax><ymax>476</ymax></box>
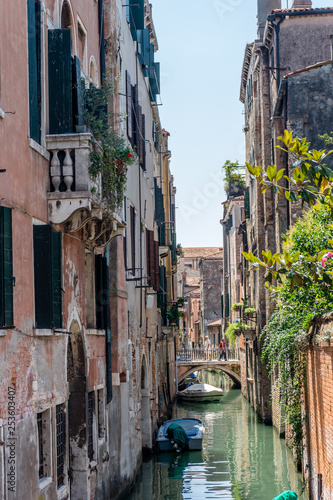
<box><xmin>204</xmin><ymin>335</ymin><xmax>211</xmax><ymax>360</ymax></box>
<box><xmin>218</xmin><ymin>340</ymin><xmax>226</xmax><ymax>361</ymax></box>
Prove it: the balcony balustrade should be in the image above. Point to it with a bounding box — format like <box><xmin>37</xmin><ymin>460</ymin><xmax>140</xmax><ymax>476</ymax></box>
<box><xmin>46</xmin><ymin>133</ymin><xmax>125</xmax><ymax>247</ymax></box>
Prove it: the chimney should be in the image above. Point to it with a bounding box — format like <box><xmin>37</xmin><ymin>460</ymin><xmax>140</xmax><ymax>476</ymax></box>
<box><xmin>291</xmin><ymin>0</ymin><xmax>312</xmax><ymax>7</ymax></box>
<box><xmin>257</xmin><ymin>1</ymin><xmax>282</xmax><ymax>40</ymax></box>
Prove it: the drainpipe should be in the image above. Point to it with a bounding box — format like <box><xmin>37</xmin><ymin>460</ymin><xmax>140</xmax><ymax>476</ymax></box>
<box><xmin>283</xmin><ymin>85</ymin><xmax>290</xmax><ymax>229</ymax></box>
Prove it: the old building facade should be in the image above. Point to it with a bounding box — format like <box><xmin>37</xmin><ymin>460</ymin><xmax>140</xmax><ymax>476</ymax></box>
<box><xmin>0</xmin><ymin>1</ymin><xmax>177</xmax><ymax>499</ymax></box>
<box><xmin>236</xmin><ymin>0</ymin><xmax>333</xmax><ymax>425</ymax></box>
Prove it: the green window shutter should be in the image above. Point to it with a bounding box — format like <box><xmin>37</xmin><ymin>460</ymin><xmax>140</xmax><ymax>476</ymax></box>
<box><xmin>0</xmin><ymin>207</ymin><xmax>13</xmax><ymax>327</ymax></box>
<box><xmin>34</xmin><ymin>225</ymin><xmax>52</xmax><ymax>328</ymax></box>
<box><xmin>95</xmin><ymin>254</ymin><xmax>105</xmax><ymax>330</ymax></box>
<box><xmin>27</xmin><ymin>0</ymin><xmax>41</xmax><ymax>143</ymax></box>
<box><xmin>34</xmin><ymin>225</ymin><xmax>62</xmax><ymax>328</ymax></box>
<box><xmin>225</xmin><ymin>293</ymin><xmax>230</xmax><ymax>318</ymax></box>
<box><xmin>51</xmin><ymin>231</ymin><xmax>62</xmax><ymax>328</ymax></box>
<box><xmin>244</xmin><ymin>187</ymin><xmax>250</xmax><ymax>219</ymax></box>
<box><xmin>149</xmin><ymin>62</ymin><xmax>160</xmax><ymax>101</ymax></box>
<box><xmin>126</xmin><ymin>71</ymin><xmax>132</xmax><ymax>142</ymax></box>
<box><xmin>98</xmin><ymin>0</ymin><xmax>106</xmax><ymax>79</ymax></box>
<box><xmin>48</xmin><ymin>29</ymin><xmax>73</xmax><ymax>134</ymax></box>
<box><xmin>129</xmin><ymin>0</ymin><xmax>144</xmax><ymax>31</ymax></box>
<box><xmin>72</xmin><ymin>55</ymin><xmax>85</xmax><ymax>130</ymax></box>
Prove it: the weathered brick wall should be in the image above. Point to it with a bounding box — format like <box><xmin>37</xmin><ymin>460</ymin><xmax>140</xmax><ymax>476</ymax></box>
<box><xmin>304</xmin><ymin>313</ymin><xmax>333</xmax><ymax>499</ymax></box>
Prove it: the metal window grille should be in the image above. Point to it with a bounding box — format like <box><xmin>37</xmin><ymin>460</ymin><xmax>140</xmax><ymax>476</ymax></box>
<box><xmin>56</xmin><ymin>405</ymin><xmax>65</xmax><ymax>488</ymax></box>
<box><xmin>37</xmin><ymin>413</ymin><xmax>44</xmax><ymax>478</ymax></box>
<box><xmin>88</xmin><ymin>393</ymin><xmax>94</xmax><ymax>459</ymax></box>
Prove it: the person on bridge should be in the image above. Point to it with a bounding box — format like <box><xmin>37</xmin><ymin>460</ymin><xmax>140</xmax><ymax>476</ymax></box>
<box><xmin>218</xmin><ymin>340</ymin><xmax>226</xmax><ymax>361</ymax></box>
<box><xmin>204</xmin><ymin>335</ymin><xmax>211</xmax><ymax>360</ymax></box>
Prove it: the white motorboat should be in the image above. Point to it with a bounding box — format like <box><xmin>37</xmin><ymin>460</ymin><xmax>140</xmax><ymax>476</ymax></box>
<box><xmin>177</xmin><ymin>383</ymin><xmax>223</xmax><ymax>402</ymax></box>
<box><xmin>156</xmin><ymin>418</ymin><xmax>205</xmax><ymax>452</ymax></box>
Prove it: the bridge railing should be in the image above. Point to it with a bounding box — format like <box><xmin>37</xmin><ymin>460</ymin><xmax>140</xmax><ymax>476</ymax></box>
<box><xmin>176</xmin><ymin>347</ymin><xmax>239</xmax><ymax>362</ymax></box>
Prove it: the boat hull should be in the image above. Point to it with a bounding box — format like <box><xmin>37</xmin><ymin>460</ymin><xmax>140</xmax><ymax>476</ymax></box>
<box><xmin>177</xmin><ymin>393</ymin><xmax>222</xmax><ymax>402</ymax></box>
<box><xmin>156</xmin><ymin>418</ymin><xmax>204</xmax><ymax>452</ymax></box>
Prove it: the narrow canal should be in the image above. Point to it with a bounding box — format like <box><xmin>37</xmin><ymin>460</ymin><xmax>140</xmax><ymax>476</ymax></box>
<box><xmin>127</xmin><ymin>371</ymin><xmax>308</xmax><ymax>500</ymax></box>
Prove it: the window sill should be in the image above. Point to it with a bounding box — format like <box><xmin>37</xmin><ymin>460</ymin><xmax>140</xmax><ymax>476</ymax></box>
<box><xmin>34</xmin><ymin>328</ymin><xmax>69</xmax><ymax>337</ymax></box>
<box><xmin>86</xmin><ymin>328</ymin><xmax>106</xmax><ymax>336</ymax></box>
<box><xmin>57</xmin><ymin>484</ymin><xmax>69</xmax><ymax>500</ymax></box>
<box><xmin>29</xmin><ymin>138</ymin><xmax>50</xmax><ymax>161</ymax></box>
<box><xmin>39</xmin><ymin>476</ymin><xmax>53</xmax><ymax>491</ymax></box>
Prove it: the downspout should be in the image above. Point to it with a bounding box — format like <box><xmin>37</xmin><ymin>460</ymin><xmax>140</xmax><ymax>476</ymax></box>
<box><xmin>283</xmin><ymin>84</ymin><xmax>290</xmax><ymax>229</ymax></box>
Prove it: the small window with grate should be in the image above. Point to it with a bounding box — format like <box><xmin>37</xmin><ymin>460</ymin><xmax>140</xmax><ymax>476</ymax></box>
<box><xmin>37</xmin><ymin>409</ymin><xmax>52</xmax><ymax>489</ymax></box>
<box><xmin>56</xmin><ymin>404</ymin><xmax>65</xmax><ymax>489</ymax></box>
<box><xmin>87</xmin><ymin>392</ymin><xmax>94</xmax><ymax>459</ymax></box>
<box><xmin>97</xmin><ymin>389</ymin><xmax>105</xmax><ymax>440</ymax></box>
<box><xmin>37</xmin><ymin>413</ymin><xmax>44</xmax><ymax>478</ymax></box>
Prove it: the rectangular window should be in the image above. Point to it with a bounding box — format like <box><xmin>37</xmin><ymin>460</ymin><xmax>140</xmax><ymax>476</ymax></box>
<box><xmin>87</xmin><ymin>392</ymin><xmax>94</xmax><ymax>459</ymax></box>
<box><xmin>56</xmin><ymin>404</ymin><xmax>65</xmax><ymax>489</ymax></box>
<box><xmin>33</xmin><ymin>225</ymin><xmax>62</xmax><ymax>329</ymax></box>
<box><xmin>0</xmin><ymin>207</ymin><xmax>13</xmax><ymax>328</ymax></box>
<box><xmin>27</xmin><ymin>0</ymin><xmax>42</xmax><ymax>143</ymax></box>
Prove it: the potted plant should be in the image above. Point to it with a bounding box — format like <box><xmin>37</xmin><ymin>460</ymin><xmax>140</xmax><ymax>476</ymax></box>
<box><xmin>244</xmin><ymin>307</ymin><xmax>256</xmax><ymax>318</ymax></box>
<box><xmin>177</xmin><ymin>297</ymin><xmax>185</xmax><ymax>308</ymax></box>
<box><xmin>166</xmin><ymin>305</ymin><xmax>182</xmax><ymax>326</ymax></box>
<box><xmin>231</xmin><ymin>303</ymin><xmax>243</xmax><ymax>313</ymax></box>
<box><xmin>234</xmin><ymin>322</ymin><xmax>249</xmax><ymax>334</ymax></box>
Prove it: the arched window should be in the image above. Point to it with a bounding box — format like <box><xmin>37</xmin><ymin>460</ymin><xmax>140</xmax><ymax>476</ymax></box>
<box><xmin>60</xmin><ymin>0</ymin><xmax>75</xmax><ymax>55</ymax></box>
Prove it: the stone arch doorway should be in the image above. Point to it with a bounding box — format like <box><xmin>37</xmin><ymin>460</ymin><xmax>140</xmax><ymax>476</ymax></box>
<box><xmin>141</xmin><ymin>355</ymin><xmax>152</xmax><ymax>450</ymax></box>
<box><xmin>67</xmin><ymin>321</ymin><xmax>87</xmax><ymax>499</ymax></box>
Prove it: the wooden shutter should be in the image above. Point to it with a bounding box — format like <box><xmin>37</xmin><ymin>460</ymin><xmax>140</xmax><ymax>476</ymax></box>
<box><xmin>95</xmin><ymin>254</ymin><xmax>105</xmax><ymax>330</ymax></box>
<box><xmin>146</xmin><ymin>228</ymin><xmax>149</xmax><ymax>285</ymax></box>
<box><xmin>129</xmin><ymin>0</ymin><xmax>144</xmax><ymax>31</ymax></box>
<box><xmin>138</xmin><ymin>105</ymin><xmax>143</xmax><ymax>165</ymax></box>
<box><xmin>98</xmin><ymin>0</ymin><xmax>106</xmax><ymax>80</ymax></box>
<box><xmin>126</xmin><ymin>71</ymin><xmax>132</xmax><ymax>142</ymax></box>
<box><xmin>130</xmin><ymin>206</ymin><xmax>135</xmax><ymax>271</ymax></box>
<box><xmin>141</xmin><ymin>114</ymin><xmax>146</xmax><ymax>171</ymax></box>
<box><xmin>34</xmin><ymin>225</ymin><xmax>62</xmax><ymax>328</ymax></box>
<box><xmin>48</xmin><ymin>29</ymin><xmax>73</xmax><ymax>134</ymax></box>
<box><xmin>244</xmin><ymin>187</ymin><xmax>250</xmax><ymax>219</ymax></box>
<box><xmin>34</xmin><ymin>225</ymin><xmax>52</xmax><ymax>328</ymax></box>
<box><xmin>27</xmin><ymin>0</ymin><xmax>41</xmax><ymax>143</ymax></box>
<box><xmin>148</xmin><ymin>230</ymin><xmax>155</xmax><ymax>289</ymax></box>
<box><xmin>51</xmin><ymin>231</ymin><xmax>62</xmax><ymax>328</ymax></box>
<box><xmin>132</xmin><ymin>84</ymin><xmax>139</xmax><ymax>151</ymax></box>
<box><xmin>72</xmin><ymin>55</ymin><xmax>84</xmax><ymax>130</ymax></box>
<box><xmin>154</xmin><ymin>239</ymin><xmax>160</xmax><ymax>292</ymax></box>
<box><xmin>0</xmin><ymin>208</ymin><xmax>13</xmax><ymax>327</ymax></box>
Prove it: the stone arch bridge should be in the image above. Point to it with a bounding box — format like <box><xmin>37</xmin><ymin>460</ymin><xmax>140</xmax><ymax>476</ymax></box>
<box><xmin>177</xmin><ymin>360</ymin><xmax>241</xmax><ymax>387</ymax></box>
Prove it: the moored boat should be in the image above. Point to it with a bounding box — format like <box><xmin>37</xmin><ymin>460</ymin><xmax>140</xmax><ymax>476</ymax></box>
<box><xmin>177</xmin><ymin>383</ymin><xmax>223</xmax><ymax>402</ymax></box>
<box><xmin>156</xmin><ymin>418</ymin><xmax>205</xmax><ymax>452</ymax></box>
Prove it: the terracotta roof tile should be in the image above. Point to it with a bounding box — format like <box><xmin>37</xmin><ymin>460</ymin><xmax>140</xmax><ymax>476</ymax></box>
<box><xmin>272</xmin><ymin>7</ymin><xmax>333</xmax><ymax>13</ymax></box>
<box><xmin>208</xmin><ymin>319</ymin><xmax>222</xmax><ymax>327</ymax></box>
<box><xmin>182</xmin><ymin>247</ymin><xmax>223</xmax><ymax>259</ymax></box>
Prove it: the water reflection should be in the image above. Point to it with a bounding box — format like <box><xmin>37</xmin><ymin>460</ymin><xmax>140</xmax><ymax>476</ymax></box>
<box><xmin>127</xmin><ymin>370</ymin><xmax>308</xmax><ymax>500</ymax></box>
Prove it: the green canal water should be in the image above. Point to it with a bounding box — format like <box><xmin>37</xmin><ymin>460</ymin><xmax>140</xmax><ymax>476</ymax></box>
<box><xmin>127</xmin><ymin>371</ymin><xmax>309</xmax><ymax>500</ymax></box>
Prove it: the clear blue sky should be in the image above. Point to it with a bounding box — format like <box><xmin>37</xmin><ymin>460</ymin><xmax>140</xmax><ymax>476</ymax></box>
<box><xmin>151</xmin><ymin>0</ymin><xmax>325</xmax><ymax>247</ymax></box>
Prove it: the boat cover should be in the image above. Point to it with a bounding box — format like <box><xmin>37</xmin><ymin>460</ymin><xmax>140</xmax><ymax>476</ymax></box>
<box><xmin>273</xmin><ymin>491</ymin><xmax>298</xmax><ymax>500</ymax></box>
<box><xmin>166</xmin><ymin>423</ymin><xmax>189</xmax><ymax>450</ymax></box>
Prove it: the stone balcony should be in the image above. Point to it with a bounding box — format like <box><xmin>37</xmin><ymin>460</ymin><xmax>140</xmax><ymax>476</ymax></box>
<box><xmin>46</xmin><ymin>133</ymin><xmax>125</xmax><ymax>247</ymax></box>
